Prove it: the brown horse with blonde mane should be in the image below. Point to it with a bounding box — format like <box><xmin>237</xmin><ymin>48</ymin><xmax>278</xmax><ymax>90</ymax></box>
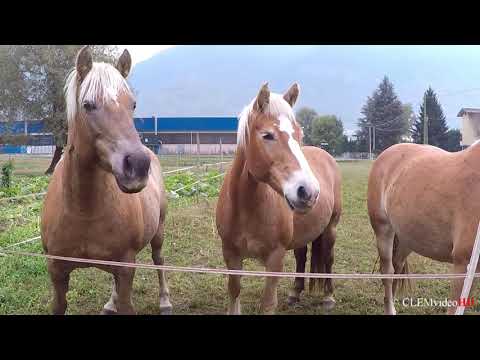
<box><xmin>216</xmin><ymin>83</ymin><xmax>342</xmax><ymax>314</ymax></box>
<box><xmin>368</xmin><ymin>142</ymin><xmax>480</xmax><ymax>315</ymax></box>
<box><xmin>41</xmin><ymin>46</ymin><xmax>172</xmax><ymax>315</ymax></box>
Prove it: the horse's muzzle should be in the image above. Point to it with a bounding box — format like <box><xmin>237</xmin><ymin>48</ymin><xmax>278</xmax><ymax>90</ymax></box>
<box><xmin>115</xmin><ymin>151</ymin><xmax>151</xmax><ymax>193</ymax></box>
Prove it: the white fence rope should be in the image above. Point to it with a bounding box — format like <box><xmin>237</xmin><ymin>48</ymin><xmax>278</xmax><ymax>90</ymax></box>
<box><xmin>0</xmin><ymin>161</ymin><xmax>231</xmax><ymax>203</ymax></box>
<box><xmin>171</xmin><ymin>172</ymin><xmax>225</xmax><ymax>195</ymax></box>
<box><xmin>0</xmin><ymin>192</ymin><xmax>47</xmax><ymax>203</ymax></box>
<box><xmin>1</xmin><ymin>235</ymin><xmax>480</xmax><ymax>280</ymax></box>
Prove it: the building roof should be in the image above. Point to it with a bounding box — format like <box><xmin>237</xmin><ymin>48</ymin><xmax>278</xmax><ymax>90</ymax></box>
<box><xmin>457</xmin><ymin>108</ymin><xmax>480</xmax><ymax>117</ymax></box>
<box><xmin>0</xmin><ymin>117</ymin><xmax>239</xmax><ymax>135</ymax></box>
<box><xmin>135</xmin><ymin>117</ymin><xmax>239</xmax><ymax>132</ymax></box>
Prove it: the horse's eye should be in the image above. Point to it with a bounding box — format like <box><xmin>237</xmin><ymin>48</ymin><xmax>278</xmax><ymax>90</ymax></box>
<box><xmin>83</xmin><ymin>101</ymin><xmax>97</xmax><ymax>112</ymax></box>
<box><xmin>133</xmin><ymin>102</ymin><xmax>137</xmax><ymax>110</ymax></box>
<box><xmin>262</xmin><ymin>132</ymin><xmax>275</xmax><ymax>141</ymax></box>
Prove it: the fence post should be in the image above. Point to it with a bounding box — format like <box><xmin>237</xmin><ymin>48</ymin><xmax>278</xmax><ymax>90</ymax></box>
<box><xmin>220</xmin><ymin>137</ymin><xmax>223</xmax><ymax>172</ymax></box>
<box><xmin>455</xmin><ymin>221</ymin><xmax>480</xmax><ymax>315</ymax></box>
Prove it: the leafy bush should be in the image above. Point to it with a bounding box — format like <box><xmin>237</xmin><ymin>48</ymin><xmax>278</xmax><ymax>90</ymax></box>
<box><xmin>165</xmin><ymin>170</ymin><xmax>223</xmax><ymax>198</ymax></box>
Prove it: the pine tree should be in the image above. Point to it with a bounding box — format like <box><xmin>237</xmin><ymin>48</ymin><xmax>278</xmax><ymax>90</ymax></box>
<box><xmin>411</xmin><ymin>87</ymin><xmax>449</xmax><ymax>149</ymax></box>
<box><xmin>357</xmin><ymin>76</ymin><xmax>408</xmax><ymax>153</ymax></box>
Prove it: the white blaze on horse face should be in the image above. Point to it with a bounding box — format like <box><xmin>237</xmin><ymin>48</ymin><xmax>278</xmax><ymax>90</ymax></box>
<box><xmin>278</xmin><ymin>115</ymin><xmax>320</xmax><ymax>205</ymax></box>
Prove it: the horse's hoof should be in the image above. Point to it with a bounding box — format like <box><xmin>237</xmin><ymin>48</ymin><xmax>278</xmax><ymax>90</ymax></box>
<box><xmin>287</xmin><ymin>296</ymin><xmax>300</xmax><ymax>306</ymax></box>
<box><xmin>322</xmin><ymin>297</ymin><xmax>336</xmax><ymax>312</ymax></box>
<box><xmin>160</xmin><ymin>305</ymin><xmax>173</xmax><ymax>315</ymax></box>
<box><xmin>100</xmin><ymin>308</ymin><xmax>117</xmax><ymax>315</ymax></box>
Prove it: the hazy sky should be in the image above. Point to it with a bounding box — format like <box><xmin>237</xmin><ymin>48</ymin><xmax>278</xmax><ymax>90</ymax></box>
<box><xmin>117</xmin><ymin>45</ymin><xmax>176</xmax><ymax>65</ymax></box>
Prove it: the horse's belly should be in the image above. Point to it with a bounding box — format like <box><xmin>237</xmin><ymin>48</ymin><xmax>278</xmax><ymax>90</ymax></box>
<box><xmin>389</xmin><ymin>212</ymin><xmax>454</xmax><ymax>263</ymax></box>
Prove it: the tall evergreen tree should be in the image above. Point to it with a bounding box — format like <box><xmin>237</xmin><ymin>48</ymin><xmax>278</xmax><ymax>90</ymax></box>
<box><xmin>357</xmin><ymin>76</ymin><xmax>408</xmax><ymax>152</ymax></box>
<box><xmin>411</xmin><ymin>87</ymin><xmax>449</xmax><ymax>149</ymax></box>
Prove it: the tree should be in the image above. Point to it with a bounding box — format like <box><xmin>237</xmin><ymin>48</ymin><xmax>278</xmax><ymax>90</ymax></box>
<box><xmin>295</xmin><ymin>107</ymin><xmax>318</xmax><ymax>145</ymax></box>
<box><xmin>445</xmin><ymin>129</ymin><xmax>462</xmax><ymax>152</ymax></box>
<box><xmin>311</xmin><ymin>115</ymin><xmax>345</xmax><ymax>156</ymax></box>
<box><xmin>357</xmin><ymin>76</ymin><xmax>408</xmax><ymax>153</ymax></box>
<box><xmin>411</xmin><ymin>87</ymin><xmax>449</xmax><ymax>149</ymax></box>
<box><xmin>0</xmin><ymin>45</ymin><xmax>119</xmax><ymax>174</ymax></box>
<box><xmin>401</xmin><ymin>103</ymin><xmax>415</xmax><ymax>141</ymax></box>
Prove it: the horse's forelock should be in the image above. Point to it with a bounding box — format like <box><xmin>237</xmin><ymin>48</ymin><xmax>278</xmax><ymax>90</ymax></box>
<box><xmin>237</xmin><ymin>93</ymin><xmax>297</xmax><ymax>149</ymax></box>
<box><xmin>65</xmin><ymin>62</ymin><xmax>132</xmax><ymax>124</ymax></box>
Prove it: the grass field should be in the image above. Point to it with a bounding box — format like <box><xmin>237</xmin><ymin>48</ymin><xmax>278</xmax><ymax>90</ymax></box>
<box><xmin>1</xmin><ymin>155</ymin><xmax>478</xmax><ymax>315</ymax></box>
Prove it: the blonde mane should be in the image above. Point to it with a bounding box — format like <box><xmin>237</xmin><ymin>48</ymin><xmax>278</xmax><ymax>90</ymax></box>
<box><xmin>237</xmin><ymin>92</ymin><xmax>297</xmax><ymax>149</ymax></box>
<box><xmin>65</xmin><ymin>62</ymin><xmax>132</xmax><ymax>124</ymax></box>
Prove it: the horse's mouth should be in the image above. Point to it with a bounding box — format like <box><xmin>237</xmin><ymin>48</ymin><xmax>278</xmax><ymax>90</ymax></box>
<box><xmin>285</xmin><ymin>196</ymin><xmax>315</xmax><ymax>214</ymax></box>
<box><xmin>285</xmin><ymin>196</ymin><xmax>295</xmax><ymax>211</ymax></box>
<box><xmin>115</xmin><ymin>176</ymin><xmax>147</xmax><ymax>194</ymax></box>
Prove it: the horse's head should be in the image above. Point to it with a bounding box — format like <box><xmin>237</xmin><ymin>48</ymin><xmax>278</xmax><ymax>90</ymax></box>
<box><xmin>66</xmin><ymin>46</ymin><xmax>150</xmax><ymax>193</ymax></box>
<box><xmin>239</xmin><ymin>82</ymin><xmax>320</xmax><ymax>213</ymax></box>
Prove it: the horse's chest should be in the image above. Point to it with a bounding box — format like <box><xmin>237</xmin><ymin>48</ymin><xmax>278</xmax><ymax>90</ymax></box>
<box><xmin>234</xmin><ymin>212</ymin><xmax>293</xmax><ymax>259</ymax></box>
<box><xmin>48</xmin><ymin>211</ymin><xmax>145</xmax><ymax>260</ymax></box>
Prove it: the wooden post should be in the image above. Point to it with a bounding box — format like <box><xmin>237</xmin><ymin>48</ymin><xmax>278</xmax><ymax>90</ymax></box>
<box><xmin>196</xmin><ymin>132</ymin><xmax>200</xmax><ymax>167</ymax></box>
<box><xmin>220</xmin><ymin>137</ymin><xmax>223</xmax><ymax>171</ymax></box>
<box><xmin>455</xmin><ymin>221</ymin><xmax>480</xmax><ymax>315</ymax></box>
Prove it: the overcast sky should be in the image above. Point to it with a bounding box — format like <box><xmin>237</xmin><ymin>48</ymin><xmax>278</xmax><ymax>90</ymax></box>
<box><xmin>117</xmin><ymin>45</ymin><xmax>176</xmax><ymax>65</ymax></box>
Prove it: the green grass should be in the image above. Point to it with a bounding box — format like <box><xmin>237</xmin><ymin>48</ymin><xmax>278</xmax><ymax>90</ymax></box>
<box><xmin>0</xmin><ymin>158</ymin><xmax>478</xmax><ymax>315</ymax></box>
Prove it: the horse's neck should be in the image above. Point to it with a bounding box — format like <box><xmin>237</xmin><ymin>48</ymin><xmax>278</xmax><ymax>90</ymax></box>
<box><xmin>62</xmin><ymin>123</ymin><xmax>113</xmax><ymax>216</ymax></box>
<box><xmin>228</xmin><ymin>147</ymin><xmax>272</xmax><ymax>208</ymax></box>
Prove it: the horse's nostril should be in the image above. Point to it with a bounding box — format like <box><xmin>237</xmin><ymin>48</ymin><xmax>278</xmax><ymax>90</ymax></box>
<box><xmin>123</xmin><ymin>155</ymin><xmax>134</xmax><ymax>177</ymax></box>
<box><xmin>297</xmin><ymin>185</ymin><xmax>310</xmax><ymax>201</ymax></box>
<box><xmin>123</xmin><ymin>152</ymin><xmax>150</xmax><ymax>180</ymax></box>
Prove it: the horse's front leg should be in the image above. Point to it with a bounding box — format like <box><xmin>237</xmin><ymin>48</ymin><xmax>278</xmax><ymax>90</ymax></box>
<box><xmin>47</xmin><ymin>259</ymin><xmax>72</xmax><ymax>315</ymax></box>
<box><xmin>261</xmin><ymin>247</ymin><xmax>286</xmax><ymax>315</ymax></box>
<box><xmin>115</xmin><ymin>264</ymin><xmax>137</xmax><ymax>315</ymax></box>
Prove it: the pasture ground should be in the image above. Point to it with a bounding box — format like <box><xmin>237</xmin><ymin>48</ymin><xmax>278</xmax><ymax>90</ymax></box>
<box><xmin>0</xmin><ymin>155</ymin><xmax>478</xmax><ymax>315</ymax></box>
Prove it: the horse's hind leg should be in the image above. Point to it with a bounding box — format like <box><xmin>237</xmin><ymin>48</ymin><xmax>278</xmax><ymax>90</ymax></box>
<box><xmin>287</xmin><ymin>246</ymin><xmax>307</xmax><ymax>305</ymax></box>
<box><xmin>319</xmin><ymin>224</ymin><xmax>337</xmax><ymax>312</ymax></box>
<box><xmin>47</xmin><ymin>260</ymin><xmax>72</xmax><ymax>315</ymax></box>
<box><xmin>151</xmin><ymin>232</ymin><xmax>173</xmax><ymax>315</ymax></box>
<box><xmin>375</xmin><ymin>224</ymin><xmax>396</xmax><ymax>315</ymax></box>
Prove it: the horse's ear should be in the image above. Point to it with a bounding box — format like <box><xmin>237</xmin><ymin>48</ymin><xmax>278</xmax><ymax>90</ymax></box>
<box><xmin>253</xmin><ymin>82</ymin><xmax>270</xmax><ymax>112</ymax></box>
<box><xmin>283</xmin><ymin>83</ymin><xmax>300</xmax><ymax>107</ymax></box>
<box><xmin>76</xmin><ymin>46</ymin><xmax>93</xmax><ymax>82</ymax></box>
<box><xmin>116</xmin><ymin>49</ymin><xmax>132</xmax><ymax>78</ymax></box>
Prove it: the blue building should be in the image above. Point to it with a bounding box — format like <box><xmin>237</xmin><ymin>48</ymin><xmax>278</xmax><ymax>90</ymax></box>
<box><xmin>0</xmin><ymin>117</ymin><xmax>239</xmax><ymax>155</ymax></box>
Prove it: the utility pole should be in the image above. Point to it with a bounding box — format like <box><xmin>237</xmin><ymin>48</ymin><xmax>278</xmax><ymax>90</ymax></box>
<box><xmin>368</xmin><ymin>125</ymin><xmax>372</xmax><ymax>160</ymax></box>
<box><xmin>423</xmin><ymin>93</ymin><xmax>429</xmax><ymax>145</ymax></box>
<box><xmin>372</xmin><ymin>125</ymin><xmax>376</xmax><ymax>152</ymax></box>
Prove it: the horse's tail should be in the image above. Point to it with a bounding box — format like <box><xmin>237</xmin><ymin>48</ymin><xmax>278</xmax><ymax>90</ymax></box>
<box><xmin>393</xmin><ymin>235</ymin><xmax>412</xmax><ymax>295</ymax></box>
<box><xmin>308</xmin><ymin>239</ymin><xmax>323</xmax><ymax>293</ymax></box>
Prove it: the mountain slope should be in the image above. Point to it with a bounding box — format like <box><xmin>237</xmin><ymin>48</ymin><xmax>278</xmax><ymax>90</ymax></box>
<box><xmin>130</xmin><ymin>45</ymin><xmax>480</xmax><ymax>132</ymax></box>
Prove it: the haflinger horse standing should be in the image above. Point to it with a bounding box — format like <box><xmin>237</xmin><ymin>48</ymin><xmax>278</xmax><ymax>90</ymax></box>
<box><xmin>41</xmin><ymin>46</ymin><xmax>172</xmax><ymax>315</ymax></box>
<box><xmin>216</xmin><ymin>83</ymin><xmax>342</xmax><ymax>315</ymax></box>
<box><xmin>368</xmin><ymin>142</ymin><xmax>480</xmax><ymax>315</ymax></box>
